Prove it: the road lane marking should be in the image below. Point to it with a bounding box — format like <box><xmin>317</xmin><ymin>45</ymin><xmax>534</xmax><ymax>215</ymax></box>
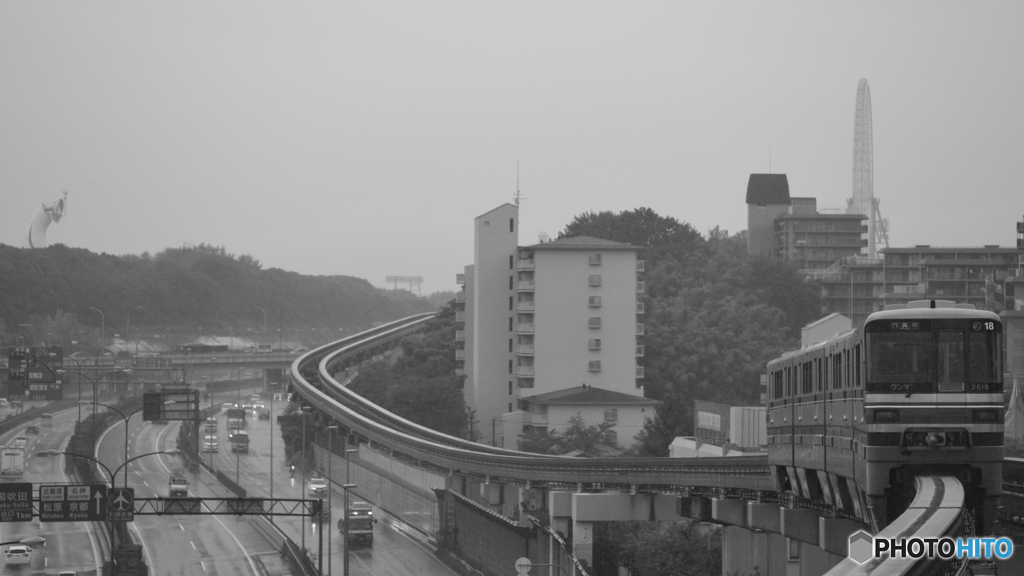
<box><xmin>153</xmin><ymin>422</ymin><xmax>261</xmax><ymax>576</ymax></box>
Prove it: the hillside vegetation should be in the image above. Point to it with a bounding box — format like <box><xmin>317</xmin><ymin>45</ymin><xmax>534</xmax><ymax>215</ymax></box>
<box><xmin>0</xmin><ymin>243</ymin><xmax>434</xmax><ymax>343</ymax></box>
<box><xmin>560</xmin><ymin>208</ymin><xmax>822</xmax><ymax>455</ymax></box>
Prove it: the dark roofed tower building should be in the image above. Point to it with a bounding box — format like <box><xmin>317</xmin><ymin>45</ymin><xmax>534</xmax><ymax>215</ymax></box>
<box><xmin>746</xmin><ymin>174</ymin><xmax>792</xmax><ymax>257</ymax></box>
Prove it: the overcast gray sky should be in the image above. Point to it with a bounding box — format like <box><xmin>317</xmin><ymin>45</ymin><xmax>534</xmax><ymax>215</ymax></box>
<box><xmin>2</xmin><ymin>2</ymin><xmax>1022</xmax><ymax>294</ymax></box>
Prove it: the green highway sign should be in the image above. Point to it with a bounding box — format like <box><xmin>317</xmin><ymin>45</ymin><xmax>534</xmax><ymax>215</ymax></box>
<box><xmin>40</xmin><ymin>484</ymin><xmax>108</xmax><ymax>522</ymax></box>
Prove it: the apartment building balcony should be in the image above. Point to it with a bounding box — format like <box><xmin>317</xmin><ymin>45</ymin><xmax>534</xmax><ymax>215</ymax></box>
<box><xmin>522</xmin><ymin>411</ymin><xmax>547</xmax><ymax>426</ymax></box>
<box><xmin>517</xmin><ymin>376</ymin><xmax>534</xmax><ymax>388</ymax></box>
<box><xmin>636</xmin><ymin>281</ymin><xmax>645</xmax><ymax>293</ymax></box>
<box><xmin>636</xmin><ymin>366</ymin><xmax>645</xmax><ymax>378</ymax></box>
<box><xmin>637</xmin><ymin>260</ymin><xmax>645</xmax><ymax>272</ymax></box>
<box><xmin>455</xmin><ymin>349</ymin><xmax>466</xmax><ymax>360</ymax></box>
<box><xmin>517</xmin><ymin>281</ymin><xmax>536</xmax><ymax>291</ymax></box>
<box><xmin>517</xmin><ymin>323</ymin><xmax>535</xmax><ymax>334</ymax></box>
<box><xmin>636</xmin><ymin>345</ymin><xmax>644</xmax><ymax>357</ymax></box>
<box><xmin>455</xmin><ymin>311</ymin><xmax>466</xmax><ymax>322</ymax></box>
<box><xmin>456</xmin><ymin>273</ymin><xmax>465</xmax><ymax>285</ymax></box>
<box><xmin>455</xmin><ymin>292</ymin><xmax>465</xmax><ymax>303</ymax></box>
<box><xmin>517</xmin><ymin>259</ymin><xmax>535</xmax><ymax>270</ymax></box>
<box><xmin>636</xmin><ymin>323</ymin><xmax>645</xmax><ymax>335</ymax></box>
<box><xmin>516</xmin><ymin>345</ymin><xmax>535</xmax><ymax>355</ymax></box>
<box><xmin>454</xmin><ymin>330</ymin><xmax>465</xmax><ymax>341</ymax></box>
<box><xmin>456</xmin><ymin>367</ymin><xmax>466</xmax><ymax>376</ymax></box>
<box><xmin>516</xmin><ymin>301</ymin><xmax>535</xmax><ymax>312</ymax></box>
<box><xmin>515</xmin><ymin>365</ymin><xmax>535</xmax><ymax>377</ymax></box>
<box><xmin>636</xmin><ymin>301</ymin><xmax>645</xmax><ymax>314</ymax></box>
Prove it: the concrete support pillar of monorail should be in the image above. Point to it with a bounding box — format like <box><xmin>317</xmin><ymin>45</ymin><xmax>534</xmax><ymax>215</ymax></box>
<box><xmin>818</xmin><ymin>517</ymin><xmax>868</xmax><ymax>557</ymax></box>
<box><xmin>722</xmin><ymin>526</ymin><xmax>785</xmax><ymax>576</ymax></box>
<box><xmin>747</xmin><ymin>502</ymin><xmax>781</xmax><ymax>533</ymax></box>
<box><xmin>549</xmin><ymin>492</ymin><xmax>572</xmax><ymax>574</ymax></box>
<box><xmin>780</xmin><ymin>508</ymin><xmax>820</xmax><ymax>546</ymax></box>
<box><xmin>711</xmin><ymin>499</ymin><xmax>747</xmax><ymax>528</ymax></box>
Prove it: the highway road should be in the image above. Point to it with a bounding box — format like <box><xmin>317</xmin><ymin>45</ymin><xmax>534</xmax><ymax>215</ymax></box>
<box><xmin>204</xmin><ymin>390</ymin><xmax>457</xmax><ymax>576</ymax></box>
<box><xmin>94</xmin><ymin>400</ymin><xmax>288</xmax><ymax>576</ymax></box>
<box><xmin>1</xmin><ymin>406</ymin><xmax>103</xmax><ymax>576</ymax></box>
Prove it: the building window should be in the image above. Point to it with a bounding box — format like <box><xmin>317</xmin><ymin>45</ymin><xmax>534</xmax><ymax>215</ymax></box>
<box><xmin>589</xmin><ymin>254</ymin><xmax>602</xmax><ymax>266</ymax></box>
<box><xmin>589</xmin><ymin>339</ymin><xmax>601</xmax><ymax>350</ymax></box>
<box><xmin>604</xmin><ymin>429</ymin><xmax>618</xmax><ymax>445</ymax></box>
<box><xmin>509</xmin><ymin>255</ymin><xmax>514</xmax><ymax>269</ymax></box>
<box><xmin>589</xmin><ymin>317</ymin><xmax>601</xmax><ymax>329</ymax></box>
<box><xmin>604</xmin><ymin>408</ymin><xmax>618</xmax><ymax>423</ymax></box>
<box><xmin>509</xmin><ymin>339</ymin><xmax>513</xmax><ymax>353</ymax></box>
<box><xmin>509</xmin><ymin>360</ymin><xmax>513</xmax><ymax>374</ymax></box>
<box><xmin>509</xmin><ymin>381</ymin><xmax>513</xmax><ymax>395</ymax></box>
<box><xmin>510</xmin><ymin>218</ymin><xmax>514</xmax><ymax>232</ymax></box>
<box><xmin>589</xmin><ymin>275</ymin><xmax>602</xmax><ymax>287</ymax></box>
<box><xmin>484</xmin><ymin>221</ymin><xmax>490</xmax><ymax>226</ymax></box>
<box><xmin>509</xmin><ymin>317</ymin><xmax>513</xmax><ymax>331</ymax></box>
<box><xmin>588</xmin><ymin>360</ymin><xmax>602</xmax><ymax>372</ymax></box>
<box><xmin>509</xmin><ymin>403</ymin><xmax>513</xmax><ymax>412</ymax></box>
<box><xmin>589</xmin><ymin>296</ymin><xmax>602</xmax><ymax>308</ymax></box>
<box><xmin>509</xmin><ymin>296</ymin><xmax>513</xmax><ymax>310</ymax></box>
<box><xmin>509</xmin><ymin>276</ymin><xmax>513</xmax><ymax>290</ymax></box>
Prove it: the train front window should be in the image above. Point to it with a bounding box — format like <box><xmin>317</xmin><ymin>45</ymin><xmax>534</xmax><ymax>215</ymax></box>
<box><xmin>968</xmin><ymin>324</ymin><xmax>1002</xmax><ymax>387</ymax></box>
<box><xmin>867</xmin><ymin>331</ymin><xmax>932</xmax><ymax>385</ymax></box>
<box><xmin>936</xmin><ymin>330</ymin><xmax>965</xmax><ymax>392</ymax></box>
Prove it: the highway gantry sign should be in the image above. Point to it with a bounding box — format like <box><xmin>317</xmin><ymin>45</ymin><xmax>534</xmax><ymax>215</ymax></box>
<box><xmin>109</xmin><ymin>487</ymin><xmax>135</xmax><ymax>522</ymax></box>
<box><xmin>40</xmin><ymin>484</ymin><xmax>108</xmax><ymax>522</ymax></box>
<box><xmin>0</xmin><ymin>483</ymin><xmax>33</xmax><ymax>522</ymax></box>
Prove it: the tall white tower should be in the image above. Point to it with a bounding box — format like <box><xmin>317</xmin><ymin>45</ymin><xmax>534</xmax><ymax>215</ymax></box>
<box><xmin>848</xmin><ymin>79</ymin><xmax>875</xmax><ymax>257</ymax></box>
<box><xmin>24</xmin><ymin>191</ymin><xmax>68</xmax><ymax>248</ymax></box>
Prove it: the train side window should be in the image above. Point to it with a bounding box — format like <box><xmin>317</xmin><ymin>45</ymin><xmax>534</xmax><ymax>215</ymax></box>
<box><xmin>817</xmin><ymin>359</ymin><xmax>823</xmax><ymax>392</ymax></box>
<box><xmin>855</xmin><ymin>345</ymin><xmax>862</xmax><ymax>387</ymax></box>
<box><xmin>937</xmin><ymin>330</ymin><xmax>965</xmax><ymax>392</ymax></box>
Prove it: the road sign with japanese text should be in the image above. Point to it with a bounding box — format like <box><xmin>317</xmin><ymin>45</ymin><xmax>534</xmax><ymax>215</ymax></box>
<box><xmin>0</xmin><ymin>483</ymin><xmax>33</xmax><ymax>522</ymax></box>
<box><xmin>39</xmin><ymin>484</ymin><xmax>108</xmax><ymax>522</ymax></box>
<box><xmin>109</xmin><ymin>487</ymin><xmax>134</xmax><ymax>522</ymax></box>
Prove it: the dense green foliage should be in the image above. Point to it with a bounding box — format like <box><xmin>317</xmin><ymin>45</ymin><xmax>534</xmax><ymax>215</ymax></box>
<box><xmin>562</xmin><ymin>208</ymin><xmax>821</xmax><ymax>455</ymax></box>
<box><xmin>517</xmin><ymin>413</ymin><xmax>620</xmax><ymax>456</ymax></box>
<box><xmin>0</xmin><ymin>242</ymin><xmax>433</xmax><ymax>344</ymax></box>
<box><xmin>347</xmin><ymin>301</ymin><xmax>468</xmax><ymax>437</ymax></box>
<box><xmin>593</xmin><ymin>521</ymin><xmax>722</xmax><ymax>576</ymax></box>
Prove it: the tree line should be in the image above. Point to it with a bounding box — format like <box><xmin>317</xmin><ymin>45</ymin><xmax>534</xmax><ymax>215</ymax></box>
<box><xmin>0</xmin><ymin>242</ymin><xmax>434</xmax><ymax>348</ymax></box>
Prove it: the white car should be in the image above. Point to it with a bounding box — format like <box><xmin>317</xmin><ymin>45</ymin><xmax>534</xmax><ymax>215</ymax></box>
<box><xmin>253</xmin><ymin>402</ymin><xmax>265</xmax><ymax>410</ymax></box>
<box><xmin>5</xmin><ymin>545</ymin><xmax>30</xmax><ymax>565</ymax></box>
<box><xmin>309</xmin><ymin>477</ymin><xmax>329</xmax><ymax>496</ymax></box>
<box><xmin>222</xmin><ymin>402</ymin><xmax>235</xmax><ymax>410</ymax></box>
<box><xmin>12</xmin><ymin>436</ymin><xmax>27</xmax><ymax>449</ymax></box>
<box><xmin>0</xmin><ymin>398</ymin><xmax>8</xmax><ymax>408</ymax></box>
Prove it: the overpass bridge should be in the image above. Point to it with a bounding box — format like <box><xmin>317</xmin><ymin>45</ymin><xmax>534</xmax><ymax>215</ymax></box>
<box><xmin>287</xmin><ymin>313</ymin><xmax>1011</xmax><ymax>576</ymax></box>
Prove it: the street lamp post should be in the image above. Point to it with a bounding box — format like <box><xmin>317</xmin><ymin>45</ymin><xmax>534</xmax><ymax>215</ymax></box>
<box><xmin>126</xmin><ymin>306</ymin><xmax>142</xmax><ymax>360</ymax></box>
<box><xmin>39</xmin><ymin>449</ymin><xmax>181</xmax><ymax>487</ymax></box>
<box><xmin>342</xmin><ymin>483</ymin><xmax>357</xmax><ymax>576</ymax></box>
<box><xmin>84</xmin><ymin>399</ymin><xmax>173</xmax><ymax>487</ymax></box>
<box><xmin>59</xmin><ymin>368</ymin><xmax>132</xmax><ymax>442</ymax></box>
<box><xmin>254</xmin><ymin>306</ymin><xmax>267</xmax><ymax>351</ymax></box>
<box><xmin>327</xmin><ymin>425</ymin><xmax>339</xmax><ymax>576</ymax></box>
<box><xmin>343</xmin><ymin>447</ymin><xmax>357</xmax><ymax>576</ymax></box>
<box><xmin>89</xmin><ymin>307</ymin><xmax>105</xmax><ymax>348</ymax></box>
<box><xmin>300</xmin><ymin>406</ymin><xmax>312</xmax><ymax>553</ymax></box>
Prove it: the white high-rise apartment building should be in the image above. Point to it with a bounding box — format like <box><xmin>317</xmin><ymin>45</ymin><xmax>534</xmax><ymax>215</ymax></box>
<box><xmin>456</xmin><ymin>204</ymin><xmax>653</xmax><ymax>449</ymax></box>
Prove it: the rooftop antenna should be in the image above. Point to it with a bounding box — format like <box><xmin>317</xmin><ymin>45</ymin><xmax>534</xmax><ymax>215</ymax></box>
<box><xmin>513</xmin><ymin>162</ymin><xmax>527</xmax><ymax>206</ymax></box>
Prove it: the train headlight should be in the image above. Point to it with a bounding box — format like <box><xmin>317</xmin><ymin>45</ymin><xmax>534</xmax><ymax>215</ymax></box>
<box><xmin>902</xmin><ymin>428</ymin><xmax>970</xmax><ymax>448</ymax></box>
<box><xmin>973</xmin><ymin>410</ymin><xmax>997</xmax><ymax>423</ymax></box>
<box><xmin>874</xmin><ymin>410</ymin><xmax>899</xmax><ymax>423</ymax></box>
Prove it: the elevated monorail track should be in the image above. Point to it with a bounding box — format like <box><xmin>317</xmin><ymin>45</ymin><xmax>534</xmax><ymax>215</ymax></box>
<box><xmin>825</xmin><ymin>476</ymin><xmax>969</xmax><ymax>576</ymax></box>
<box><xmin>288</xmin><ymin>313</ymin><xmax>997</xmax><ymax>575</ymax></box>
<box><xmin>289</xmin><ymin>313</ymin><xmax>774</xmax><ymax>491</ymax></box>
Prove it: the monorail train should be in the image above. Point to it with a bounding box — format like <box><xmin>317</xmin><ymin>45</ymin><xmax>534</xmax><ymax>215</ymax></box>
<box><xmin>766</xmin><ymin>300</ymin><xmax>1004</xmax><ymax>535</ymax></box>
